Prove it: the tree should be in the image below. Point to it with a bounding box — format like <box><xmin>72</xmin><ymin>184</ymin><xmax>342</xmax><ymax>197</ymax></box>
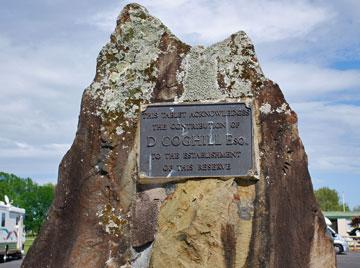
<box><xmin>314</xmin><ymin>187</ymin><xmax>349</xmax><ymax>211</ymax></box>
<box><xmin>0</xmin><ymin>172</ymin><xmax>55</xmax><ymax>234</ymax></box>
<box><xmin>352</xmin><ymin>205</ymin><xmax>360</xmax><ymax>212</ymax></box>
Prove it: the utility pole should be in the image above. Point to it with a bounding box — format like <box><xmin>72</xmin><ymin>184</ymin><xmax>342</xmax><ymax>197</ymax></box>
<box><xmin>342</xmin><ymin>192</ymin><xmax>346</xmax><ymax>212</ymax></box>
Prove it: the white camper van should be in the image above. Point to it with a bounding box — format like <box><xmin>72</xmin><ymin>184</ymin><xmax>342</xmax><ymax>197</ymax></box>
<box><xmin>0</xmin><ymin>196</ymin><xmax>25</xmax><ymax>262</ymax></box>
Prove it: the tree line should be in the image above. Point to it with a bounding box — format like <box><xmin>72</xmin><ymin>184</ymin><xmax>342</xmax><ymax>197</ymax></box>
<box><xmin>315</xmin><ymin>187</ymin><xmax>360</xmax><ymax>212</ymax></box>
<box><xmin>0</xmin><ymin>171</ymin><xmax>55</xmax><ymax>235</ymax></box>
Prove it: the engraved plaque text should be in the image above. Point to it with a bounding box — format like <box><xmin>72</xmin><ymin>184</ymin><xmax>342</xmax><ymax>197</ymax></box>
<box><xmin>139</xmin><ymin>102</ymin><xmax>252</xmax><ymax>179</ymax></box>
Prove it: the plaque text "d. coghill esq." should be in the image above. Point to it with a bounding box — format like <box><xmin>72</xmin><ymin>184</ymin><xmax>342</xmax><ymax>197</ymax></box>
<box><xmin>139</xmin><ymin>103</ymin><xmax>253</xmax><ymax>179</ymax></box>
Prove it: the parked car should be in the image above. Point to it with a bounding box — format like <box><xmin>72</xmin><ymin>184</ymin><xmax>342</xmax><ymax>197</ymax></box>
<box><xmin>348</xmin><ymin>227</ymin><xmax>360</xmax><ymax>237</ymax></box>
<box><xmin>326</xmin><ymin>226</ymin><xmax>349</xmax><ymax>254</ymax></box>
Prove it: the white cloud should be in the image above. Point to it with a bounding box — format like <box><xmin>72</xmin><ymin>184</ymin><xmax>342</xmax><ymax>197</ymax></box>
<box><xmin>0</xmin><ymin>138</ymin><xmax>69</xmax><ymax>159</ymax></box>
<box><xmin>80</xmin><ymin>9</ymin><xmax>118</xmax><ymax>33</ymax></box>
<box><xmin>84</xmin><ymin>0</ymin><xmax>332</xmax><ymax>45</ymax></box>
<box><xmin>294</xmin><ymin>102</ymin><xmax>360</xmax><ymax>174</ymax></box>
<box><xmin>262</xmin><ymin>61</ymin><xmax>360</xmax><ymax>101</ymax></box>
<box><xmin>0</xmin><ymin>40</ymin><xmax>93</xmax><ymax>98</ymax></box>
<box><xmin>0</xmin><ymin>32</ymin><xmax>98</xmax><ymax>181</ymax></box>
<box><xmin>0</xmin><ymin>34</ymin><xmax>11</xmax><ymax>49</ymax></box>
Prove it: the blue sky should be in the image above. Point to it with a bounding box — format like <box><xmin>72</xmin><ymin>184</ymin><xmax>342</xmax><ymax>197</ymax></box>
<box><xmin>0</xmin><ymin>0</ymin><xmax>359</xmax><ymax>208</ymax></box>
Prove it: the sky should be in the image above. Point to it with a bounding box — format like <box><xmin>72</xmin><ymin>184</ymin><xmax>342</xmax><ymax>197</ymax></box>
<box><xmin>0</xmin><ymin>0</ymin><xmax>359</xmax><ymax>208</ymax></box>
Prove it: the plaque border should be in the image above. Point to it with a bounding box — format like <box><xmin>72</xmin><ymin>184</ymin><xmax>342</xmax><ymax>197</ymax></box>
<box><xmin>137</xmin><ymin>100</ymin><xmax>258</xmax><ymax>183</ymax></box>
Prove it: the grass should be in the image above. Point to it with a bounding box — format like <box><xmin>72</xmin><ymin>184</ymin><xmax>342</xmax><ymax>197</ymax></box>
<box><xmin>24</xmin><ymin>236</ymin><xmax>36</xmax><ymax>253</ymax></box>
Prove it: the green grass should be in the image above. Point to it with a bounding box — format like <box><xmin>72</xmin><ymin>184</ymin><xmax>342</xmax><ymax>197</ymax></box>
<box><xmin>24</xmin><ymin>236</ymin><xmax>36</xmax><ymax>253</ymax></box>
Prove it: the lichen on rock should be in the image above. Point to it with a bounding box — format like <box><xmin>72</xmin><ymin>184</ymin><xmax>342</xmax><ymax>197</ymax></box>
<box><xmin>176</xmin><ymin>31</ymin><xmax>265</xmax><ymax>102</ymax></box>
<box><xmin>88</xmin><ymin>3</ymin><xmax>267</xmax><ymax>119</ymax></box>
<box><xmin>97</xmin><ymin>204</ymin><xmax>129</xmax><ymax>237</ymax></box>
<box><xmin>259</xmin><ymin>102</ymin><xmax>272</xmax><ymax>114</ymax></box>
<box><xmin>87</xmin><ymin>4</ymin><xmax>180</xmax><ymax>122</ymax></box>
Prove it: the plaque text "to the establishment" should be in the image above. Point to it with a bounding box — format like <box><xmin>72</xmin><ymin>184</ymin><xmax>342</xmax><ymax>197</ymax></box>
<box><xmin>139</xmin><ymin>102</ymin><xmax>253</xmax><ymax>179</ymax></box>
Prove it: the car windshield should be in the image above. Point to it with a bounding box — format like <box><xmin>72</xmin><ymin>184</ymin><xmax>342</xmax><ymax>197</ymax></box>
<box><xmin>326</xmin><ymin>227</ymin><xmax>335</xmax><ymax>240</ymax></box>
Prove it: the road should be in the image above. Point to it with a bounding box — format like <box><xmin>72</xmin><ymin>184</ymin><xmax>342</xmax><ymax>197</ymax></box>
<box><xmin>0</xmin><ymin>260</ymin><xmax>21</xmax><ymax>268</ymax></box>
<box><xmin>0</xmin><ymin>252</ymin><xmax>359</xmax><ymax>267</ymax></box>
<box><xmin>337</xmin><ymin>252</ymin><xmax>360</xmax><ymax>268</ymax></box>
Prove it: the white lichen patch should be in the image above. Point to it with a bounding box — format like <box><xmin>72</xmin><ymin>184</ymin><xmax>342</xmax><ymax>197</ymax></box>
<box><xmin>259</xmin><ymin>102</ymin><xmax>272</xmax><ymax>114</ymax></box>
<box><xmin>177</xmin><ymin>31</ymin><xmax>265</xmax><ymax>102</ymax></box>
<box><xmin>261</xmin><ymin>102</ymin><xmax>292</xmax><ymax>115</ymax></box>
<box><xmin>177</xmin><ymin>46</ymin><xmax>223</xmax><ymax>101</ymax></box>
<box><xmin>276</xmin><ymin>103</ymin><xmax>291</xmax><ymax>115</ymax></box>
<box><xmin>115</xmin><ymin>126</ymin><xmax>124</xmax><ymax>135</ymax></box>
<box><xmin>87</xmin><ymin>4</ymin><xmax>179</xmax><ymax>121</ymax></box>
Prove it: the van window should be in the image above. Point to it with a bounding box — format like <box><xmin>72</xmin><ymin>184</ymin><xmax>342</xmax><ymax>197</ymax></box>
<box><xmin>1</xmin><ymin>213</ymin><xmax>5</xmax><ymax>227</ymax></box>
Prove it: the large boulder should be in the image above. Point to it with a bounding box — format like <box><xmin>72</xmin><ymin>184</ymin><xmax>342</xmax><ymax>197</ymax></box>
<box><xmin>23</xmin><ymin>3</ymin><xmax>335</xmax><ymax>268</ymax></box>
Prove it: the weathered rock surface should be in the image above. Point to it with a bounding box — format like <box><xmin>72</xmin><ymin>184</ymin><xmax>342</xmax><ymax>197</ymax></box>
<box><xmin>23</xmin><ymin>3</ymin><xmax>335</xmax><ymax>268</ymax></box>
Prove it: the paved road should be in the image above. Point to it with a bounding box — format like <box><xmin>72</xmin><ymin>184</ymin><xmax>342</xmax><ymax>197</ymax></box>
<box><xmin>0</xmin><ymin>259</ymin><xmax>21</xmax><ymax>268</ymax></box>
<box><xmin>0</xmin><ymin>252</ymin><xmax>359</xmax><ymax>267</ymax></box>
<box><xmin>337</xmin><ymin>252</ymin><xmax>360</xmax><ymax>268</ymax></box>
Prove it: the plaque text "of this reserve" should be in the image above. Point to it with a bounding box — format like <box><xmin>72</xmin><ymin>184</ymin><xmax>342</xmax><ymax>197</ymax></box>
<box><xmin>139</xmin><ymin>102</ymin><xmax>253</xmax><ymax>180</ymax></box>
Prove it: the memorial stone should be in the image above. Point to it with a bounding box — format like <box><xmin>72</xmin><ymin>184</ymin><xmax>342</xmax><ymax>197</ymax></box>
<box><xmin>23</xmin><ymin>3</ymin><xmax>336</xmax><ymax>268</ymax></box>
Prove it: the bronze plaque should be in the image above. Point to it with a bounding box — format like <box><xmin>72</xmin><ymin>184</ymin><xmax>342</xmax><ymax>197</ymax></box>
<box><xmin>139</xmin><ymin>102</ymin><xmax>253</xmax><ymax>180</ymax></box>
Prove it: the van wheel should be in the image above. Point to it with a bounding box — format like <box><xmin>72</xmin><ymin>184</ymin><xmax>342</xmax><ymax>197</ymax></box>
<box><xmin>335</xmin><ymin>244</ymin><xmax>343</xmax><ymax>254</ymax></box>
<box><xmin>2</xmin><ymin>246</ymin><xmax>8</xmax><ymax>262</ymax></box>
<box><xmin>4</xmin><ymin>245</ymin><xmax>9</xmax><ymax>262</ymax></box>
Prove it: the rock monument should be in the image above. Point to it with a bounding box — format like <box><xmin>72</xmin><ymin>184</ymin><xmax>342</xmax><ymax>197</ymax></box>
<box><xmin>23</xmin><ymin>3</ymin><xmax>336</xmax><ymax>268</ymax></box>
